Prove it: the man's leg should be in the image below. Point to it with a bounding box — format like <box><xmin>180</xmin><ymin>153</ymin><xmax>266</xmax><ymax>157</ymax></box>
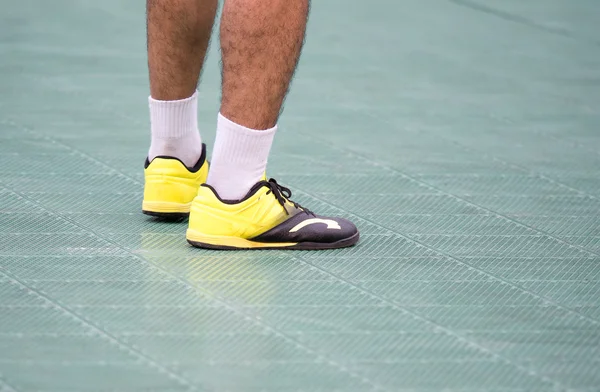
<box><xmin>142</xmin><ymin>0</ymin><xmax>216</xmax><ymax>218</ymax></box>
<box><xmin>187</xmin><ymin>0</ymin><xmax>359</xmax><ymax>250</ymax></box>
<box><xmin>205</xmin><ymin>0</ymin><xmax>310</xmax><ymax>200</ymax></box>
<box><xmin>146</xmin><ymin>0</ymin><xmax>217</xmax><ymax>166</ymax></box>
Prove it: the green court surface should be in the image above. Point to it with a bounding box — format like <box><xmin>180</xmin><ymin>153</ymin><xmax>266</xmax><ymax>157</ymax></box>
<box><xmin>1</xmin><ymin>0</ymin><xmax>600</xmax><ymax>390</ymax></box>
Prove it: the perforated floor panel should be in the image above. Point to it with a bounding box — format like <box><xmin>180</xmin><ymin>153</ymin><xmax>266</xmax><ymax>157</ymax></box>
<box><xmin>1</xmin><ymin>0</ymin><xmax>599</xmax><ymax>391</ymax></box>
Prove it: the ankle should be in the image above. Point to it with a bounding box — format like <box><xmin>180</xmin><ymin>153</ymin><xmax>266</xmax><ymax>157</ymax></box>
<box><xmin>206</xmin><ymin>113</ymin><xmax>277</xmax><ymax>200</ymax></box>
<box><xmin>148</xmin><ymin>90</ymin><xmax>203</xmax><ymax>167</ymax></box>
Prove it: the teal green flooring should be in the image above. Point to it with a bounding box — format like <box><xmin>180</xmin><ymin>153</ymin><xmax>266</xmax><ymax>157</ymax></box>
<box><xmin>1</xmin><ymin>0</ymin><xmax>600</xmax><ymax>391</ymax></box>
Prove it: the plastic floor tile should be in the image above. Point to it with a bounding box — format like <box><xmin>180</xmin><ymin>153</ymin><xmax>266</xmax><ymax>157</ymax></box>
<box><xmin>1</xmin><ymin>0</ymin><xmax>599</xmax><ymax>391</ymax></box>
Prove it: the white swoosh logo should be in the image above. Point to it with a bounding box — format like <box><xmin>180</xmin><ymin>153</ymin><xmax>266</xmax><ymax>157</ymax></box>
<box><xmin>289</xmin><ymin>218</ymin><xmax>341</xmax><ymax>233</ymax></box>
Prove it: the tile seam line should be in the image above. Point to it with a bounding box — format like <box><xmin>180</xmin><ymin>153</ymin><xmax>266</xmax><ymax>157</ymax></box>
<box><xmin>0</xmin><ymin>374</ymin><xmax>17</xmax><ymax>392</ymax></box>
<box><xmin>0</xmin><ymin>193</ymin><xmax>384</xmax><ymax>390</ymax></box>
<box><xmin>446</xmin><ymin>0</ymin><xmax>600</xmax><ymax>47</ymax></box>
<box><xmin>294</xmin><ymin>131</ymin><xmax>600</xmax><ymax>258</ymax></box>
<box><xmin>296</xmin><ymin>185</ymin><xmax>600</xmax><ymax>327</ymax></box>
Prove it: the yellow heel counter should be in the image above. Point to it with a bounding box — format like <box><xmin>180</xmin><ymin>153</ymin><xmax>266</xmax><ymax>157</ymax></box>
<box><xmin>142</xmin><ymin>157</ymin><xmax>208</xmax><ymax>214</ymax></box>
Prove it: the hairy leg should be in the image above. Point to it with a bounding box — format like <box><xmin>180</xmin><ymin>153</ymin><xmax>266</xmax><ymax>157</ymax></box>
<box><xmin>147</xmin><ymin>0</ymin><xmax>218</xmax><ymax>100</ymax></box>
<box><xmin>219</xmin><ymin>0</ymin><xmax>310</xmax><ymax>130</ymax></box>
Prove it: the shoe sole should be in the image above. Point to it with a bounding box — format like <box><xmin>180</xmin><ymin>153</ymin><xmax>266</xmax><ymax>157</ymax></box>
<box><xmin>142</xmin><ymin>201</ymin><xmax>191</xmax><ymax>221</ymax></box>
<box><xmin>142</xmin><ymin>210</ymin><xmax>189</xmax><ymax>221</ymax></box>
<box><xmin>186</xmin><ymin>230</ymin><xmax>359</xmax><ymax>250</ymax></box>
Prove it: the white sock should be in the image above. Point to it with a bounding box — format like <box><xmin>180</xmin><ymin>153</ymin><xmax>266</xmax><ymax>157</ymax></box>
<box><xmin>206</xmin><ymin>113</ymin><xmax>277</xmax><ymax>200</ymax></box>
<box><xmin>148</xmin><ymin>91</ymin><xmax>203</xmax><ymax>168</ymax></box>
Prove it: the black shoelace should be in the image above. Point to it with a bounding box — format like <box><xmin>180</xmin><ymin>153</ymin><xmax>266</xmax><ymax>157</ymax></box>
<box><xmin>262</xmin><ymin>178</ymin><xmax>314</xmax><ymax>216</ymax></box>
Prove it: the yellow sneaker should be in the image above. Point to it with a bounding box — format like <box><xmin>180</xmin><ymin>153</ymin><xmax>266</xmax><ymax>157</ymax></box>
<box><xmin>142</xmin><ymin>144</ymin><xmax>209</xmax><ymax>219</ymax></box>
<box><xmin>186</xmin><ymin>178</ymin><xmax>359</xmax><ymax>250</ymax></box>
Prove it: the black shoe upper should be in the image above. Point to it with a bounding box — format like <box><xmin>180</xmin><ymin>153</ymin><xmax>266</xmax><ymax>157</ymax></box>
<box><xmin>251</xmin><ymin>211</ymin><xmax>358</xmax><ymax>244</ymax></box>
<box><xmin>247</xmin><ymin>178</ymin><xmax>358</xmax><ymax>244</ymax></box>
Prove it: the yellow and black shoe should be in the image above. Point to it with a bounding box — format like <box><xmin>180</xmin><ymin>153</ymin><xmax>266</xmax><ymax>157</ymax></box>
<box><xmin>186</xmin><ymin>178</ymin><xmax>359</xmax><ymax>250</ymax></box>
<box><xmin>142</xmin><ymin>144</ymin><xmax>209</xmax><ymax>220</ymax></box>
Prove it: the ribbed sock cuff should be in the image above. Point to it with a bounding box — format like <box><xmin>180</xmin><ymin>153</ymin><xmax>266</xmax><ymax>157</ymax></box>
<box><xmin>149</xmin><ymin>90</ymin><xmax>199</xmax><ymax>139</ymax></box>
